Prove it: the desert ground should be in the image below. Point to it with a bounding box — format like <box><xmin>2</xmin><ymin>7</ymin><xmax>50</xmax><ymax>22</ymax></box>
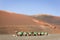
<box><xmin>0</xmin><ymin>34</ymin><xmax>60</xmax><ymax>40</ymax></box>
<box><xmin>0</xmin><ymin>10</ymin><xmax>60</xmax><ymax>40</ymax></box>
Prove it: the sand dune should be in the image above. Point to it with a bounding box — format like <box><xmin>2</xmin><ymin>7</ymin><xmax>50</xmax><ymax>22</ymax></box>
<box><xmin>0</xmin><ymin>10</ymin><xmax>60</xmax><ymax>34</ymax></box>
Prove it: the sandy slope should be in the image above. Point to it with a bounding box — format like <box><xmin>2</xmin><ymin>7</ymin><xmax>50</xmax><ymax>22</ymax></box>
<box><xmin>0</xmin><ymin>10</ymin><xmax>60</xmax><ymax>34</ymax></box>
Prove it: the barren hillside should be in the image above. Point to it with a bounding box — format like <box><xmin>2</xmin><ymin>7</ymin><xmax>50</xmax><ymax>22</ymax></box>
<box><xmin>0</xmin><ymin>10</ymin><xmax>60</xmax><ymax>34</ymax></box>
